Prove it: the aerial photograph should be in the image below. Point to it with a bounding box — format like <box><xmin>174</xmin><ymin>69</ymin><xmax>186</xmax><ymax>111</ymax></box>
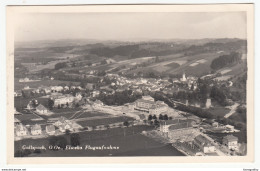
<box><xmin>13</xmin><ymin>12</ymin><xmax>247</xmax><ymax>157</ymax></box>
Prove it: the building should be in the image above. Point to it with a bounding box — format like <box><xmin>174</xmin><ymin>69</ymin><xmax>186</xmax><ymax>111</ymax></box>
<box><xmin>36</xmin><ymin>104</ymin><xmax>48</xmax><ymax>114</ymax></box>
<box><xmin>74</xmin><ymin>93</ymin><xmax>82</xmax><ymax>101</ymax></box>
<box><xmin>225</xmin><ymin>125</ymin><xmax>235</xmax><ymax>131</ymax></box>
<box><xmin>31</xmin><ymin>124</ymin><xmax>42</xmax><ymax>135</ymax></box>
<box><xmin>134</xmin><ymin>96</ymin><xmax>168</xmax><ymax>115</ymax></box>
<box><xmin>15</xmin><ymin>124</ymin><xmax>27</xmax><ymax>136</ymax></box>
<box><xmin>46</xmin><ymin>125</ymin><xmax>56</xmax><ymax>135</ymax></box>
<box><xmin>180</xmin><ymin>73</ymin><xmax>187</xmax><ymax>82</ymax></box>
<box><xmin>14</xmin><ymin>90</ymin><xmax>22</xmax><ymax>97</ymax></box>
<box><xmin>40</xmin><ymin>87</ymin><xmax>52</xmax><ymax>94</ymax></box>
<box><xmin>55</xmin><ymin>117</ymin><xmax>67</xmax><ymax>126</ymax></box>
<box><xmin>160</xmin><ymin>119</ymin><xmax>192</xmax><ymax>133</ymax></box>
<box><xmin>52</xmin><ymin>94</ymin><xmax>75</xmax><ymax>107</ymax></box>
<box><xmin>204</xmin><ymin>119</ymin><xmax>219</xmax><ymax>127</ymax></box>
<box><xmin>19</xmin><ymin>77</ymin><xmax>30</xmax><ymax>82</ymax></box>
<box><xmin>205</xmin><ymin>98</ymin><xmax>212</xmax><ymax>109</ymax></box>
<box><xmin>86</xmin><ymin>83</ymin><xmax>94</xmax><ymax>90</ymax></box>
<box><xmin>51</xmin><ymin>86</ymin><xmax>64</xmax><ymax>92</ymax></box>
<box><xmin>93</xmin><ymin>100</ymin><xmax>104</xmax><ymax>107</ymax></box>
<box><xmin>92</xmin><ymin>90</ymin><xmax>100</xmax><ymax>97</ymax></box>
<box><xmin>193</xmin><ymin>135</ymin><xmax>216</xmax><ymax>154</ymax></box>
<box><xmin>59</xmin><ymin>123</ymin><xmax>73</xmax><ymax>133</ymax></box>
<box><xmin>222</xmin><ymin>135</ymin><xmax>238</xmax><ymax>150</ymax></box>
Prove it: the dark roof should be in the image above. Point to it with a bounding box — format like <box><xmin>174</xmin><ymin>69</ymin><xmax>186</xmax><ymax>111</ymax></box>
<box><xmin>36</xmin><ymin>104</ymin><xmax>47</xmax><ymax>111</ymax></box>
<box><xmin>223</xmin><ymin>135</ymin><xmax>238</xmax><ymax>142</ymax></box>
<box><xmin>194</xmin><ymin>135</ymin><xmax>212</xmax><ymax>147</ymax></box>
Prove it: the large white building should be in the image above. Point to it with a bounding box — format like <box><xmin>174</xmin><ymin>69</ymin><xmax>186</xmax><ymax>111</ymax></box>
<box><xmin>134</xmin><ymin>96</ymin><xmax>168</xmax><ymax>115</ymax></box>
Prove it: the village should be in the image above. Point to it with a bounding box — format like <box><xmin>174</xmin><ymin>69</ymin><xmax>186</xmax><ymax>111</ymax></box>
<box><xmin>14</xmin><ymin>71</ymin><xmax>246</xmax><ymax>156</ymax></box>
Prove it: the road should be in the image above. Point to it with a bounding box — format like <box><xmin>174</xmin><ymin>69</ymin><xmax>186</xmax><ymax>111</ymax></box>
<box><xmin>224</xmin><ymin>103</ymin><xmax>239</xmax><ymax>118</ymax></box>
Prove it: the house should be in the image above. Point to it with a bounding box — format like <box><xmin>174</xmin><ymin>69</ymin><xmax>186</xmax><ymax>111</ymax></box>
<box><xmin>51</xmin><ymin>86</ymin><xmax>63</xmax><ymax>92</ymax></box>
<box><xmin>59</xmin><ymin>123</ymin><xmax>73</xmax><ymax>133</ymax></box>
<box><xmin>55</xmin><ymin>117</ymin><xmax>67</xmax><ymax>126</ymax></box>
<box><xmin>40</xmin><ymin>87</ymin><xmax>52</xmax><ymax>94</ymax></box>
<box><xmin>193</xmin><ymin>135</ymin><xmax>216</xmax><ymax>154</ymax></box>
<box><xmin>64</xmin><ymin>86</ymin><xmax>69</xmax><ymax>91</ymax></box>
<box><xmin>93</xmin><ymin>100</ymin><xmax>104</xmax><ymax>107</ymax></box>
<box><xmin>204</xmin><ymin>119</ymin><xmax>219</xmax><ymax>127</ymax></box>
<box><xmin>86</xmin><ymin>83</ymin><xmax>94</xmax><ymax>90</ymax></box>
<box><xmin>46</xmin><ymin>125</ymin><xmax>56</xmax><ymax>135</ymax></box>
<box><xmin>92</xmin><ymin>90</ymin><xmax>100</xmax><ymax>97</ymax></box>
<box><xmin>19</xmin><ymin>77</ymin><xmax>30</xmax><ymax>82</ymax></box>
<box><xmin>15</xmin><ymin>124</ymin><xmax>27</xmax><ymax>136</ymax></box>
<box><xmin>74</xmin><ymin>93</ymin><xmax>82</xmax><ymax>101</ymax></box>
<box><xmin>36</xmin><ymin>104</ymin><xmax>48</xmax><ymax>114</ymax></box>
<box><xmin>222</xmin><ymin>135</ymin><xmax>238</xmax><ymax>150</ymax></box>
<box><xmin>134</xmin><ymin>96</ymin><xmax>168</xmax><ymax>115</ymax></box>
<box><xmin>27</xmin><ymin>101</ymin><xmax>36</xmax><ymax>110</ymax></box>
<box><xmin>14</xmin><ymin>90</ymin><xmax>22</xmax><ymax>97</ymax></box>
<box><xmin>205</xmin><ymin>98</ymin><xmax>212</xmax><ymax>108</ymax></box>
<box><xmin>23</xmin><ymin>85</ymin><xmax>30</xmax><ymax>90</ymax></box>
<box><xmin>225</xmin><ymin>125</ymin><xmax>235</xmax><ymax>131</ymax></box>
<box><xmin>31</xmin><ymin>124</ymin><xmax>42</xmax><ymax>135</ymax></box>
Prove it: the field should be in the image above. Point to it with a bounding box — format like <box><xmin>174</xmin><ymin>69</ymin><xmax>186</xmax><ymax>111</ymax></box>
<box><xmin>76</xmin><ymin>116</ymin><xmax>134</xmax><ymax>127</ymax></box>
<box><xmin>14</xmin><ymin>79</ymin><xmax>80</xmax><ymax>91</ymax></box>
<box><xmin>208</xmin><ymin>107</ymin><xmax>231</xmax><ymax>117</ymax></box>
<box><xmin>72</xmin><ymin>111</ymin><xmax>111</xmax><ymax>119</ymax></box>
<box><xmin>14</xmin><ymin>125</ymin><xmax>184</xmax><ymax>156</ymax></box>
<box><xmin>15</xmin><ymin>114</ymin><xmax>46</xmax><ymax>125</ymax></box>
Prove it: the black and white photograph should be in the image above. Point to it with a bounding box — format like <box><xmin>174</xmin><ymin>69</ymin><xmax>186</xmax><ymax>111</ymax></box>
<box><xmin>5</xmin><ymin>4</ymin><xmax>254</xmax><ymax>164</ymax></box>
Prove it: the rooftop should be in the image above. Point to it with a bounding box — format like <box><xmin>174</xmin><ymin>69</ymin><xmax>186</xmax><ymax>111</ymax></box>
<box><xmin>36</xmin><ymin>104</ymin><xmax>48</xmax><ymax>111</ymax></box>
<box><xmin>223</xmin><ymin>135</ymin><xmax>238</xmax><ymax>141</ymax></box>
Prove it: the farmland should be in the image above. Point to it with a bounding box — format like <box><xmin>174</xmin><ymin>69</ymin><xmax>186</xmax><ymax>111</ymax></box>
<box><xmin>208</xmin><ymin>107</ymin><xmax>231</xmax><ymax>118</ymax></box>
<box><xmin>76</xmin><ymin>116</ymin><xmax>134</xmax><ymax>127</ymax></box>
<box><xmin>15</xmin><ymin>97</ymin><xmax>49</xmax><ymax>110</ymax></box>
<box><xmin>15</xmin><ymin>114</ymin><xmax>46</xmax><ymax>125</ymax></box>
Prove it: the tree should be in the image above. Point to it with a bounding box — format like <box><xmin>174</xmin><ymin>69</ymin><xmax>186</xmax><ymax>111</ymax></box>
<box><xmin>55</xmin><ymin>62</ymin><xmax>67</xmax><ymax>70</ymax></box>
<box><xmin>123</xmin><ymin>121</ymin><xmax>129</xmax><ymax>127</ymax></box>
<box><xmin>48</xmin><ymin>98</ymin><xmax>54</xmax><ymax>110</ymax></box>
<box><xmin>159</xmin><ymin>114</ymin><xmax>163</xmax><ymax>120</ymax></box>
<box><xmin>152</xmin><ymin>115</ymin><xmax>157</xmax><ymax>120</ymax></box>
<box><xmin>57</xmin><ymin>104</ymin><xmax>61</xmax><ymax>109</ymax></box>
<box><xmin>163</xmin><ymin>114</ymin><xmax>169</xmax><ymax>120</ymax></box>
<box><xmin>70</xmin><ymin>133</ymin><xmax>80</xmax><ymax>147</ymax></box>
<box><xmin>148</xmin><ymin>115</ymin><xmax>153</xmax><ymax>121</ymax></box>
<box><xmin>66</xmin><ymin>102</ymin><xmax>69</xmax><ymax>107</ymax></box>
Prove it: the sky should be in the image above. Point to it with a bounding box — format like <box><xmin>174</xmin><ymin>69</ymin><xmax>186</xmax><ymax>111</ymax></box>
<box><xmin>14</xmin><ymin>12</ymin><xmax>247</xmax><ymax>42</ymax></box>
